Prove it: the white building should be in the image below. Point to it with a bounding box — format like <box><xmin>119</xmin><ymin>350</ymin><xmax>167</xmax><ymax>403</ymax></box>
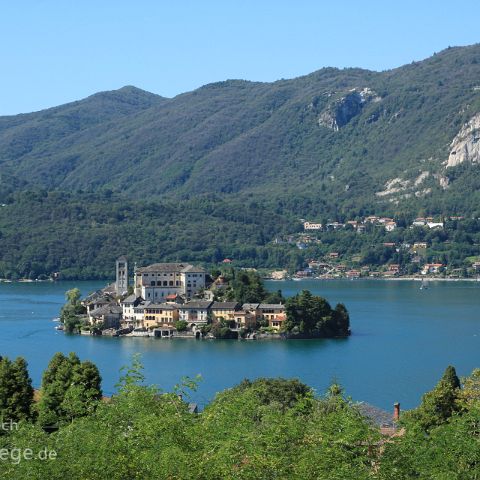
<box><xmin>303</xmin><ymin>222</ymin><xmax>322</xmax><ymax>230</ymax></box>
<box><xmin>178</xmin><ymin>300</ymin><xmax>213</xmax><ymax>325</ymax></box>
<box><xmin>385</xmin><ymin>221</ymin><xmax>397</xmax><ymax>232</ymax></box>
<box><xmin>120</xmin><ymin>294</ymin><xmax>143</xmax><ymax>323</ymax></box>
<box><xmin>134</xmin><ymin>263</ymin><xmax>206</xmax><ymax>301</ymax></box>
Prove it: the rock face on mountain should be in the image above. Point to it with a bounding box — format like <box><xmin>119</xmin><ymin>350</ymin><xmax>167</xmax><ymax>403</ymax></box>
<box><xmin>318</xmin><ymin>88</ymin><xmax>381</xmax><ymax>130</ymax></box>
<box><xmin>1</xmin><ymin>44</ymin><xmax>480</xmax><ymax>213</ymax></box>
<box><xmin>447</xmin><ymin>113</ymin><xmax>480</xmax><ymax>167</ymax></box>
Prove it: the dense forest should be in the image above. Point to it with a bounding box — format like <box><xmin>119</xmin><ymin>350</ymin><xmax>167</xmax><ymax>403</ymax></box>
<box><xmin>2</xmin><ymin>45</ymin><xmax>480</xmax><ymax>278</ymax></box>
<box><xmin>0</xmin><ymin>354</ymin><xmax>478</xmax><ymax>479</ymax></box>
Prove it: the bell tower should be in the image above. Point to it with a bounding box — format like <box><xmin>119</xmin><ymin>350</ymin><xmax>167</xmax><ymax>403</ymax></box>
<box><xmin>115</xmin><ymin>256</ymin><xmax>128</xmax><ymax>295</ymax></box>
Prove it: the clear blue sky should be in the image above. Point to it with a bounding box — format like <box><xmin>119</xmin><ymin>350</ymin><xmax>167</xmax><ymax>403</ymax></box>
<box><xmin>1</xmin><ymin>0</ymin><xmax>479</xmax><ymax>115</ymax></box>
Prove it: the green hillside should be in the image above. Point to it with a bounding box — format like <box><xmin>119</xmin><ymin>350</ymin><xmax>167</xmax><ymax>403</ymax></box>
<box><xmin>1</xmin><ymin>45</ymin><xmax>480</xmax><ymax>278</ymax></box>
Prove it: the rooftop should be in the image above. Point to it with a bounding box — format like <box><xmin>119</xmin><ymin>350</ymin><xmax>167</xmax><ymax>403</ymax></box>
<box><xmin>356</xmin><ymin>402</ymin><xmax>396</xmax><ymax>428</ymax></box>
<box><xmin>181</xmin><ymin>301</ymin><xmax>213</xmax><ymax>309</ymax></box>
<box><xmin>242</xmin><ymin>303</ymin><xmax>260</xmax><ymax>311</ymax></box>
<box><xmin>211</xmin><ymin>302</ymin><xmax>240</xmax><ymax>310</ymax></box>
<box><xmin>136</xmin><ymin>262</ymin><xmax>205</xmax><ymax>274</ymax></box>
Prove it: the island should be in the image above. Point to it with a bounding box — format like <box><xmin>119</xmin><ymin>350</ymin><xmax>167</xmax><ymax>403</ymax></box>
<box><xmin>59</xmin><ymin>256</ymin><xmax>350</xmax><ymax>339</ymax></box>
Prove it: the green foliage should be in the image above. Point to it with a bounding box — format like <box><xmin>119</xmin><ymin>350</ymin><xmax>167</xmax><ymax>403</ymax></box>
<box><xmin>226</xmin><ymin>377</ymin><xmax>314</xmax><ymax>413</ymax></box>
<box><xmin>0</xmin><ymin>357</ymin><xmax>34</xmax><ymax>423</ymax></box>
<box><xmin>174</xmin><ymin>320</ymin><xmax>188</xmax><ymax>332</ymax></box>
<box><xmin>285</xmin><ymin>289</ymin><xmax>350</xmax><ymax>337</ymax></box>
<box><xmin>1</xmin><ymin>357</ymin><xmax>480</xmax><ymax>478</ymax></box>
<box><xmin>65</xmin><ymin>288</ymin><xmax>81</xmax><ymax>306</ymax></box>
<box><xmin>210</xmin><ymin>323</ymin><xmax>238</xmax><ymax>339</ymax></box>
<box><xmin>457</xmin><ymin>368</ymin><xmax>480</xmax><ymax>411</ymax></box>
<box><xmin>37</xmin><ymin>352</ymin><xmax>102</xmax><ymax>427</ymax></box>
<box><xmin>402</xmin><ymin>365</ymin><xmax>461</xmax><ymax>432</ymax></box>
<box><xmin>60</xmin><ymin>289</ymin><xmax>86</xmax><ymax>333</ymax></box>
<box><xmin>223</xmin><ymin>269</ymin><xmax>276</xmax><ymax>303</ymax></box>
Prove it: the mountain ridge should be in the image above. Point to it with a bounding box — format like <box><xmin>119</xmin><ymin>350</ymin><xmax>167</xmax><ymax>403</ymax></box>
<box><xmin>1</xmin><ymin>44</ymin><xmax>480</xmax><ymax>278</ymax></box>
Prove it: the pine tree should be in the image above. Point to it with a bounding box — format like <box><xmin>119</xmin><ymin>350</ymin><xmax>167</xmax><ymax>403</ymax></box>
<box><xmin>442</xmin><ymin>365</ymin><xmax>461</xmax><ymax>390</ymax></box>
<box><xmin>0</xmin><ymin>356</ymin><xmax>34</xmax><ymax>422</ymax></box>
<box><xmin>407</xmin><ymin>365</ymin><xmax>461</xmax><ymax>431</ymax></box>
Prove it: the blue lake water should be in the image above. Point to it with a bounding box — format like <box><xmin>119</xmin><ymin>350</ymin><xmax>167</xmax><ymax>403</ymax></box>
<box><xmin>0</xmin><ymin>279</ymin><xmax>478</xmax><ymax>411</ymax></box>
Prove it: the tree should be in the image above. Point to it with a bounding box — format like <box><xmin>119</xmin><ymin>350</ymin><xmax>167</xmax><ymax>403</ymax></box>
<box><xmin>38</xmin><ymin>352</ymin><xmax>102</xmax><ymax>427</ymax></box>
<box><xmin>284</xmin><ymin>290</ymin><xmax>350</xmax><ymax>337</ymax></box>
<box><xmin>0</xmin><ymin>357</ymin><xmax>34</xmax><ymax>422</ymax></box>
<box><xmin>442</xmin><ymin>364</ymin><xmax>461</xmax><ymax>390</ymax></box>
<box><xmin>65</xmin><ymin>288</ymin><xmax>81</xmax><ymax>306</ymax></box>
<box><xmin>175</xmin><ymin>320</ymin><xmax>188</xmax><ymax>332</ymax></box>
<box><xmin>404</xmin><ymin>365</ymin><xmax>461</xmax><ymax>431</ymax></box>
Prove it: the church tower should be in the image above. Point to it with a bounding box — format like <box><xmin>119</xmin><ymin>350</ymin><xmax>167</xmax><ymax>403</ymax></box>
<box><xmin>115</xmin><ymin>256</ymin><xmax>128</xmax><ymax>295</ymax></box>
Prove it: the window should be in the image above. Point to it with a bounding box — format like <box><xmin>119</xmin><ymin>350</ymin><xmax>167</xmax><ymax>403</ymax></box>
<box><xmin>163</xmin><ymin>281</ymin><xmax>168</xmax><ymax>286</ymax></box>
<box><xmin>169</xmin><ymin>281</ymin><xmax>173</xmax><ymax>286</ymax></box>
<box><xmin>150</xmin><ymin>281</ymin><xmax>155</xmax><ymax>286</ymax></box>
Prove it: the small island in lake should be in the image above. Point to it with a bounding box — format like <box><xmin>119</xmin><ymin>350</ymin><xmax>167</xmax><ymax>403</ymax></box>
<box><xmin>59</xmin><ymin>256</ymin><xmax>350</xmax><ymax>340</ymax></box>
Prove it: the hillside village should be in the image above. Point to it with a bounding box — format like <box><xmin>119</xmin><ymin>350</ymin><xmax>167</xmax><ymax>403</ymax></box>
<box><xmin>269</xmin><ymin>214</ymin><xmax>480</xmax><ymax>280</ymax></box>
<box><xmin>78</xmin><ymin>257</ymin><xmax>286</xmax><ymax>338</ymax></box>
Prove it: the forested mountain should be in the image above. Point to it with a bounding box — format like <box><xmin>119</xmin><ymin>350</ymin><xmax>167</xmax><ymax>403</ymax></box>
<box><xmin>1</xmin><ymin>44</ymin><xmax>480</xmax><ymax>278</ymax></box>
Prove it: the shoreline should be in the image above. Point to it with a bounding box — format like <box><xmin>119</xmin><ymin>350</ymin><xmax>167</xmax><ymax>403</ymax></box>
<box><xmin>2</xmin><ymin>276</ymin><xmax>479</xmax><ymax>284</ymax></box>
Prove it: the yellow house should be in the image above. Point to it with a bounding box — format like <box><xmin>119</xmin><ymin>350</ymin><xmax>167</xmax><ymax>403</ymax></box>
<box><xmin>233</xmin><ymin>311</ymin><xmax>257</xmax><ymax>330</ymax></box>
<box><xmin>143</xmin><ymin>303</ymin><xmax>179</xmax><ymax>329</ymax></box>
<box><xmin>258</xmin><ymin>304</ymin><xmax>286</xmax><ymax>331</ymax></box>
<box><xmin>211</xmin><ymin>302</ymin><xmax>241</xmax><ymax>322</ymax></box>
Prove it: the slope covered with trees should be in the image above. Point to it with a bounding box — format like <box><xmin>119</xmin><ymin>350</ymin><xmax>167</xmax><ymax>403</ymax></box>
<box><xmin>2</xmin><ymin>45</ymin><xmax>480</xmax><ymax>278</ymax></box>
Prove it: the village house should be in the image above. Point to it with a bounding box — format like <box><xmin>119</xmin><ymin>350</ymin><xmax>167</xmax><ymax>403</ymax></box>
<box><xmin>210</xmin><ymin>302</ymin><xmax>241</xmax><ymax>322</ymax></box>
<box><xmin>88</xmin><ymin>304</ymin><xmax>123</xmax><ymax>329</ymax></box>
<box><xmin>178</xmin><ymin>300</ymin><xmax>213</xmax><ymax>326</ymax></box>
<box><xmin>134</xmin><ymin>263</ymin><xmax>206</xmax><ymax>301</ymax></box>
<box><xmin>232</xmin><ymin>310</ymin><xmax>257</xmax><ymax>330</ymax></box>
<box><xmin>412</xmin><ymin>218</ymin><xmax>426</xmax><ymax>227</ymax></box>
<box><xmin>82</xmin><ymin>288</ymin><xmax>116</xmax><ymax>316</ymax></box>
<box><xmin>131</xmin><ymin>300</ymin><xmax>151</xmax><ymax>328</ymax></box>
<box><xmin>120</xmin><ymin>294</ymin><xmax>143</xmax><ymax>323</ymax></box>
<box><xmin>421</xmin><ymin>263</ymin><xmax>444</xmax><ymax>275</ymax></box>
<box><xmin>143</xmin><ymin>303</ymin><xmax>179</xmax><ymax>329</ymax></box>
<box><xmin>427</xmin><ymin>221</ymin><xmax>444</xmax><ymax>229</ymax></box>
<box><xmin>413</xmin><ymin>242</ymin><xmax>428</xmax><ymax>250</ymax></box>
<box><xmin>303</xmin><ymin>221</ymin><xmax>322</xmax><ymax>230</ymax></box>
<box><xmin>242</xmin><ymin>303</ymin><xmax>261</xmax><ymax>319</ymax></box>
<box><xmin>326</xmin><ymin>222</ymin><xmax>345</xmax><ymax>230</ymax></box>
<box><xmin>384</xmin><ymin>221</ymin><xmax>397</xmax><ymax>232</ymax></box>
<box><xmin>258</xmin><ymin>304</ymin><xmax>286</xmax><ymax>330</ymax></box>
<box><xmin>346</xmin><ymin>270</ymin><xmax>361</xmax><ymax>279</ymax></box>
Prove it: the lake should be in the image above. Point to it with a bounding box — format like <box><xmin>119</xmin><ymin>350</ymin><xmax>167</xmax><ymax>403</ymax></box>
<box><xmin>0</xmin><ymin>279</ymin><xmax>478</xmax><ymax>411</ymax></box>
